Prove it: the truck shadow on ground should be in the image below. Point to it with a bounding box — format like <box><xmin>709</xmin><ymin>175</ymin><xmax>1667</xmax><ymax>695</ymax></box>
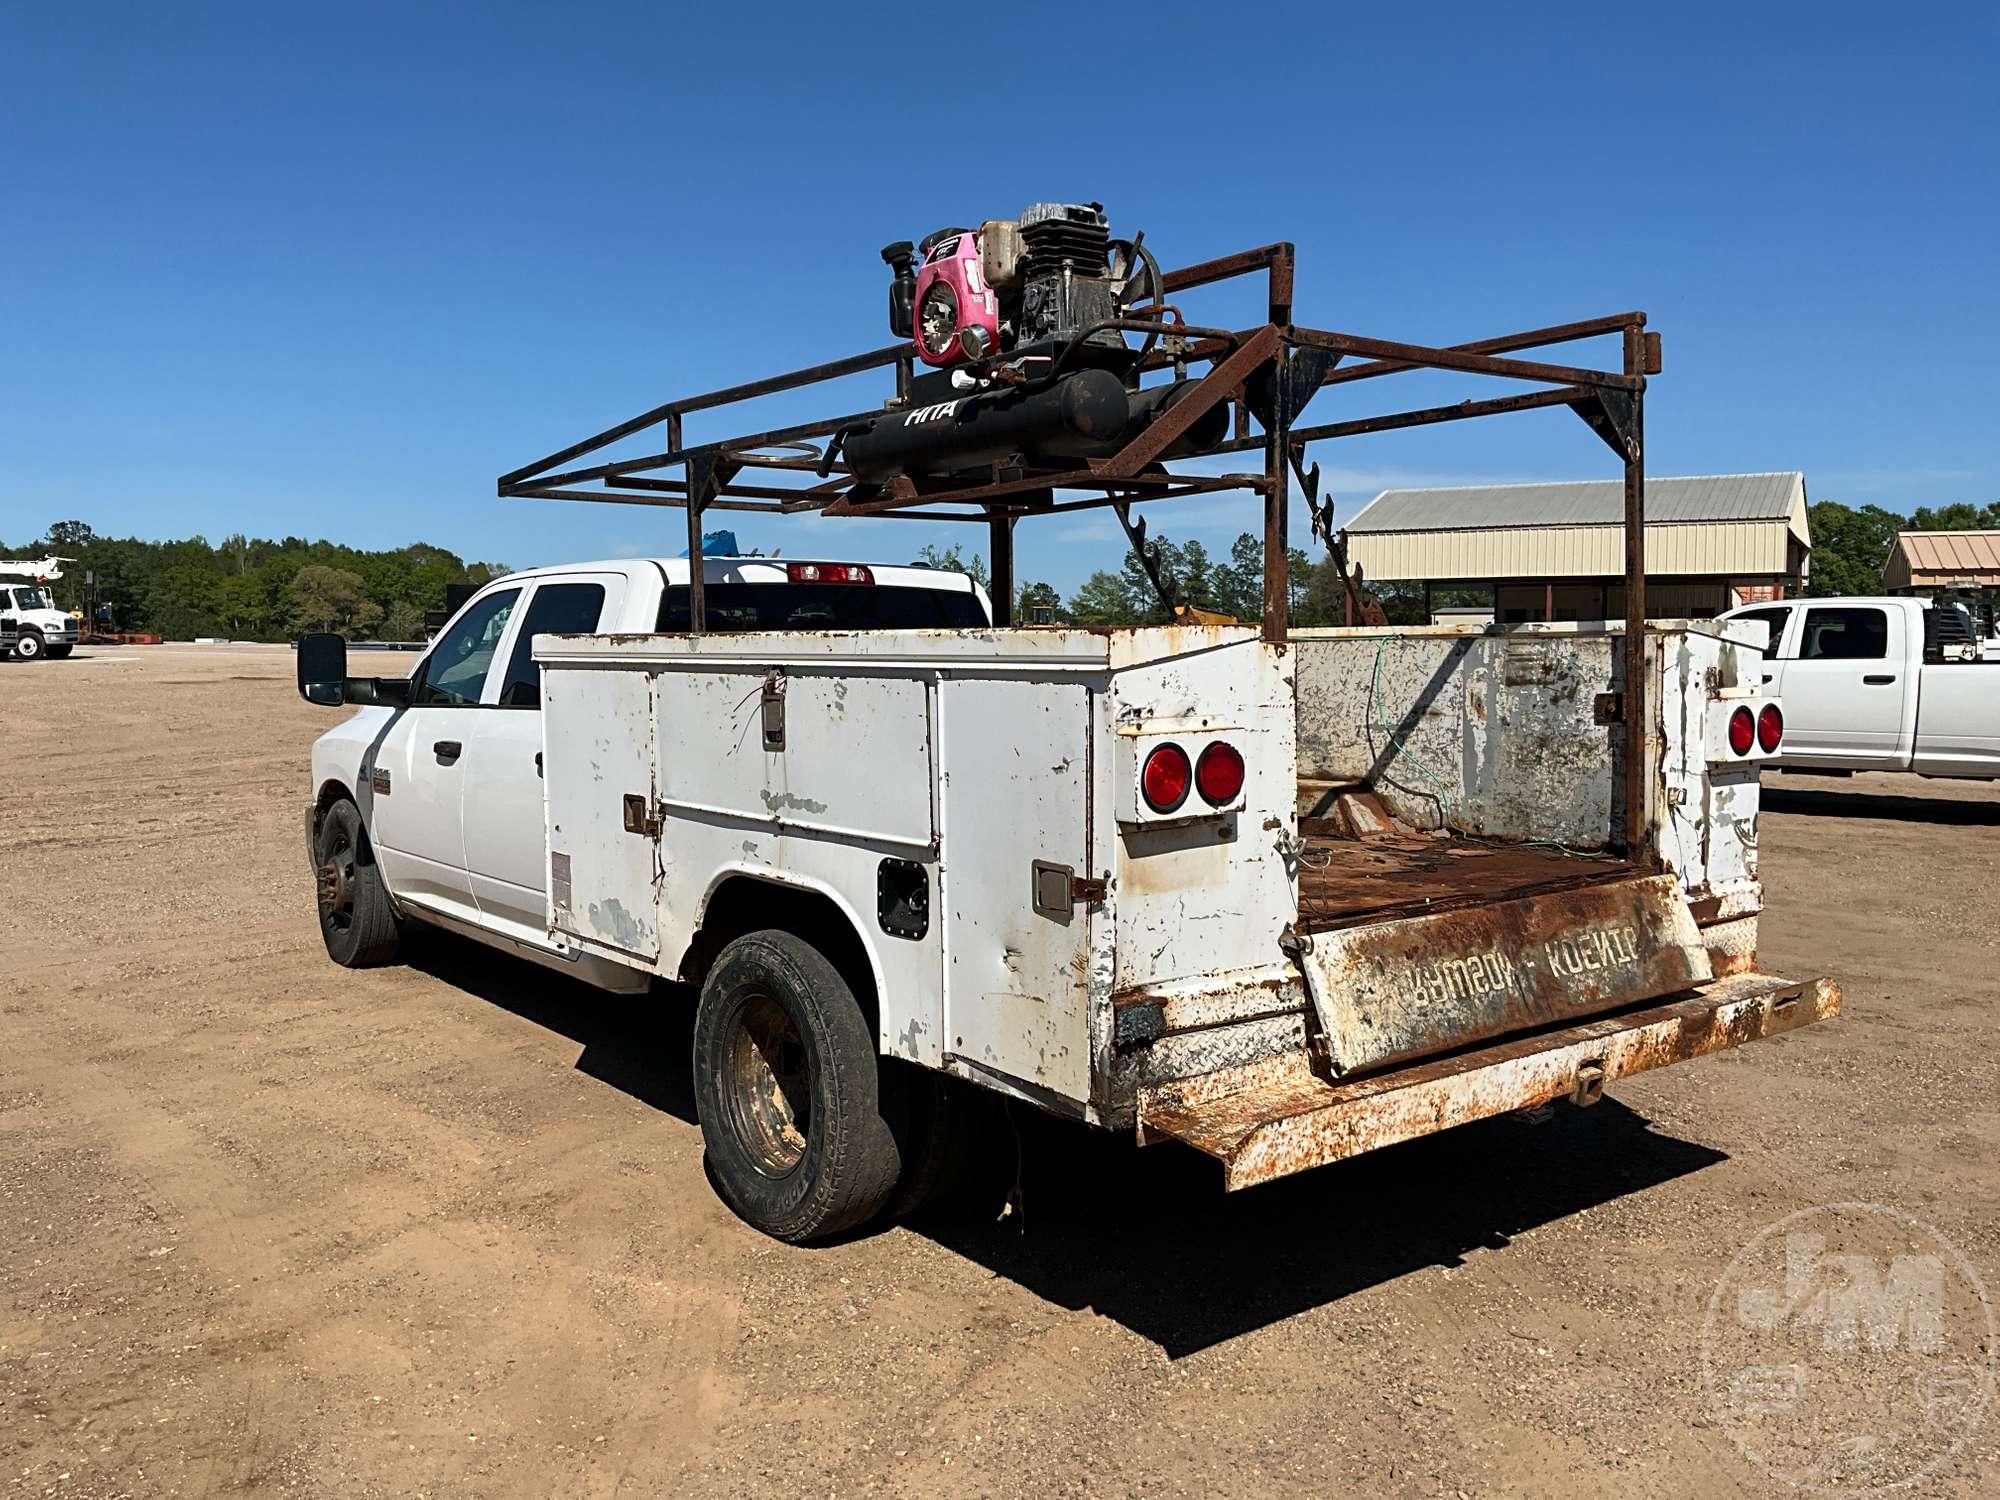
<box><xmin>1763</xmin><ymin>785</ymin><xmax>2000</xmax><ymax>824</ymax></box>
<box><xmin>411</xmin><ymin>931</ymin><xmax>700</xmax><ymax>1125</ymax></box>
<box><xmin>413</xmin><ymin>930</ymin><xmax>1724</xmax><ymax>1358</ymax></box>
<box><xmin>916</xmin><ymin>1097</ymin><xmax>1724</xmax><ymax>1357</ymax></box>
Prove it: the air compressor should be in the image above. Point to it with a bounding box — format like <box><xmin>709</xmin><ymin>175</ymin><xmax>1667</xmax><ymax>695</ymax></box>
<box><xmin>840</xmin><ymin>203</ymin><xmax>1226</xmax><ymax>487</ymax></box>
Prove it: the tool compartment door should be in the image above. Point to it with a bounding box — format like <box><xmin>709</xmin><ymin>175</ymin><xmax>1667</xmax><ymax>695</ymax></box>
<box><xmin>940</xmin><ymin>678</ymin><xmax>1094</xmax><ymax>1102</ymax></box>
<box><xmin>542</xmin><ymin>664</ymin><xmax>661</xmax><ymax>963</ymax></box>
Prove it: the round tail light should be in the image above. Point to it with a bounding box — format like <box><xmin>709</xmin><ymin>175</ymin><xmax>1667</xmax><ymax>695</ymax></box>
<box><xmin>1757</xmin><ymin>703</ymin><xmax>1783</xmax><ymax>753</ymax></box>
<box><xmin>1728</xmin><ymin>705</ymin><xmax>1756</xmax><ymax>756</ymax></box>
<box><xmin>1195</xmin><ymin>741</ymin><xmax>1245</xmax><ymax>806</ymax></box>
<box><xmin>1140</xmin><ymin>742</ymin><xmax>1192</xmax><ymax>814</ymax></box>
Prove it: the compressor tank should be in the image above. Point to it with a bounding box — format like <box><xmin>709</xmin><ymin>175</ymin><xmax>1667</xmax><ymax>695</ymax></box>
<box><xmin>842</xmin><ymin>369</ymin><xmax>1228</xmax><ymax>486</ymax></box>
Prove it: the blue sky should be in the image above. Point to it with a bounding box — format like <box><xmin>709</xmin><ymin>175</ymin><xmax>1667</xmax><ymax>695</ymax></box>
<box><xmin>2</xmin><ymin>3</ymin><xmax>1994</xmax><ymax>593</ymax></box>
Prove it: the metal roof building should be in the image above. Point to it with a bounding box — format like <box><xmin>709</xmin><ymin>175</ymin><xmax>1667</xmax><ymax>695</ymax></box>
<box><xmin>1883</xmin><ymin>530</ymin><xmax>2000</xmax><ymax>591</ymax></box>
<box><xmin>1340</xmin><ymin>472</ymin><xmax>1812</xmax><ymax>622</ymax></box>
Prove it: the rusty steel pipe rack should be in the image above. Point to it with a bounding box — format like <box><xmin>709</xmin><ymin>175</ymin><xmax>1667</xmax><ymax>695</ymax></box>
<box><xmin>499</xmin><ymin>242</ymin><xmax>1660</xmax><ymax>851</ymax></box>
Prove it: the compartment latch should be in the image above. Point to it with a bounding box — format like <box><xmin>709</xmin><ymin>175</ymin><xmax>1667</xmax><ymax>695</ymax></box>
<box><xmin>622</xmin><ymin>793</ymin><xmax>661</xmax><ymax>838</ymax></box>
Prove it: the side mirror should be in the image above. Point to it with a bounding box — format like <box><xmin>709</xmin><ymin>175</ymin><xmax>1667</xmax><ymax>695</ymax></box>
<box><xmin>298</xmin><ymin>632</ymin><xmax>347</xmax><ymax>705</ymax></box>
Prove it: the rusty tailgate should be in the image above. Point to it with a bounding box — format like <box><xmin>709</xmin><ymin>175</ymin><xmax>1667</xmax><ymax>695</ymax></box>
<box><xmin>1139</xmin><ymin>971</ymin><xmax>1840</xmax><ymax>1190</ymax></box>
<box><xmin>1294</xmin><ymin>872</ymin><xmax>1710</xmax><ymax>1076</ymax></box>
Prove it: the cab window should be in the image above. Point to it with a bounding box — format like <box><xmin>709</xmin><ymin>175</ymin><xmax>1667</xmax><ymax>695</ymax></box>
<box><xmin>1735</xmin><ymin>606</ymin><xmax>1793</xmax><ymax>656</ymax></box>
<box><xmin>1799</xmin><ymin>605</ymin><xmax>1889</xmax><ymax>661</ymax></box>
<box><xmin>414</xmin><ymin>588</ymin><xmax>520</xmax><ymax>705</ymax></box>
<box><xmin>497</xmin><ymin>582</ymin><xmax>608</xmax><ymax>707</ymax></box>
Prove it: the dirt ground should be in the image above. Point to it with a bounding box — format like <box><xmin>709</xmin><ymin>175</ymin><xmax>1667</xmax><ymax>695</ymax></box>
<box><xmin>3</xmin><ymin>644</ymin><xmax>1996</xmax><ymax>1498</ymax></box>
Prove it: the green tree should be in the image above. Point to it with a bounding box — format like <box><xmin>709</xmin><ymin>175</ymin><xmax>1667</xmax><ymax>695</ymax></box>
<box><xmin>1806</xmin><ymin>500</ymin><xmax>1905</xmax><ymax>597</ymax></box>
<box><xmin>46</xmin><ymin>519</ymin><xmax>96</xmax><ymax>550</ymax></box>
<box><xmin>915</xmin><ymin>541</ymin><xmax>991</xmax><ymax>589</ymax></box>
<box><xmin>1909</xmin><ymin>500</ymin><xmax>2000</xmax><ymax>531</ymax></box>
<box><xmin>213</xmin><ymin>573</ymin><xmax>270</xmax><ymax>637</ymax></box>
<box><xmin>1016</xmin><ymin>580</ymin><xmax>1062</xmax><ymax>621</ymax></box>
<box><xmin>1065</xmin><ymin>569</ymin><xmax>1143</xmax><ymax>625</ymax></box>
<box><xmin>288</xmin><ymin>565</ymin><xmax>383</xmax><ymax>636</ymax></box>
<box><xmin>381</xmin><ymin>599</ymin><xmax>427</xmax><ymax>642</ymax></box>
<box><xmin>1212</xmin><ymin>532</ymin><xmax>1326</xmax><ymax>625</ymax></box>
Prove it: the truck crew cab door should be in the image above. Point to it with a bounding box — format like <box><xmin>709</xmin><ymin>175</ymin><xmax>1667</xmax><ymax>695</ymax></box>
<box><xmin>1766</xmin><ymin>603</ymin><xmax>1909</xmax><ymax>766</ymax></box>
<box><xmin>460</xmin><ymin>574</ymin><xmax>625</xmax><ymax>940</ymax></box>
<box><xmin>368</xmin><ymin>584</ymin><xmax>521</xmax><ymax>921</ymax></box>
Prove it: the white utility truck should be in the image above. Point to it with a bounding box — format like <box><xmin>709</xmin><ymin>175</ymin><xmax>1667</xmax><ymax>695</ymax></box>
<box><xmin>1718</xmin><ymin>595</ymin><xmax>2000</xmax><ymax>778</ymax></box>
<box><xmin>301</xmin><ymin>567</ymin><xmax>1837</xmax><ymax>1240</ymax></box>
<box><xmin>300</xmin><ymin>228</ymin><xmax>1843</xmax><ymax>1241</ymax></box>
<box><xmin>0</xmin><ymin>557</ymin><xmax>80</xmax><ymax>660</ymax></box>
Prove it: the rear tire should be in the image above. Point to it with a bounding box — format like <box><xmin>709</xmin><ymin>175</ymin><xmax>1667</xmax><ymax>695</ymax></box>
<box><xmin>312</xmin><ymin>799</ymin><xmax>403</xmax><ymax>967</ymax></box>
<box><xmin>13</xmin><ymin>629</ymin><xmax>42</xmax><ymax>661</ymax></box>
<box><xmin>883</xmin><ymin>1065</ymin><xmax>998</xmax><ymax>1221</ymax></box>
<box><xmin>693</xmin><ymin>930</ymin><xmax>901</xmax><ymax>1242</ymax></box>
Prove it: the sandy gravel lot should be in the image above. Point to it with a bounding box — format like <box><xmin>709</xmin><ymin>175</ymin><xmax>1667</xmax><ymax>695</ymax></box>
<box><xmin>3</xmin><ymin>644</ymin><xmax>1995</xmax><ymax>1497</ymax></box>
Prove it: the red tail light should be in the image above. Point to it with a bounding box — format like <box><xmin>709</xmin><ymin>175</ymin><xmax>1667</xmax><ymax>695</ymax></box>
<box><xmin>1141</xmin><ymin>743</ymin><xmax>1192</xmax><ymax>814</ymax></box>
<box><xmin>787</xmin><ymin>563</ymin><xmax>873</xmax><ymax>584</ymax></box>
<box><xmin>1728</xmin><ymin>705</ymin><xmax>1755</xmax><ymax>756</ymax></box>
<box><xmin>1195</xmin><ymin>741</ymin><xmax>1245</xmax><ymax>806</ymax></box>
<box><xmin>1757</xmin><ymin>703</ymin><xmax>1783</xmax><ymax>752</ymax></box>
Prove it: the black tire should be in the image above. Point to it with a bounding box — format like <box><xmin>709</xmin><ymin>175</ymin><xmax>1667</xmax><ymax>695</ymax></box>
<box><xmin>13</xmin><ymin>629</ymin><xmax>43</xmax><ymax>662</ymax></box>
<box><xmin>44</xmin><ymin>644</ymin><xmax>72</xmax><ymax>659</ymax></box>
<box><xmin>883</xmin><ymin>1064</ymin><xmax>998</xmax><ymax>1222</ymax></box>
<box><xmin>312</xmin><ymin>799</ymin><xmax>403</xmax><ymax>967</ymax></box>
<box><xmin>692</xmin><ymin>930</ymin><xmax>901</xmax><ymax>1243</ymax></box>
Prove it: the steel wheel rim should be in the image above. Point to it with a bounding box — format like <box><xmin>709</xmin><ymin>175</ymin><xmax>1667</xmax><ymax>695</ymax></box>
<box><xmin>316</xmin><ymin>836</ymin><xmax>355</xmax><ymax>932</ymax></box>
<box><xmin>724</xmin><ymin>992</ymin><xmax>811</xmax><ymax>1176</ymax></box>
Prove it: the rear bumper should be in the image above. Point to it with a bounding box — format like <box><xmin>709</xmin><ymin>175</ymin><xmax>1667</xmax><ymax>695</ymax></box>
<box><xmin>1137</xmin><ymin>971</ymin><xmax>1839</xmax><ymax>1190</ymax></box>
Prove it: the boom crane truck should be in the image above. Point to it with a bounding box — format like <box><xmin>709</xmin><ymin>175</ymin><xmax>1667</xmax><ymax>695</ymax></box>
<box><xmin>0</xmin><ymin>557</ymin><xmax>80</xmax><ymax>661</ymax></box>
<box><xmin>298</xmin><ymin>208</ymin><xmax>1839</xmax><ymax>1242</ymax></box>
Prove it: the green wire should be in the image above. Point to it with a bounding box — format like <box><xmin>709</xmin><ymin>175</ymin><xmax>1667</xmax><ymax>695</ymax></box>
<box><xmin>1372</xmin><ymin>637</ymin><xmax>1460</xmax><ymax>823</ymax></box>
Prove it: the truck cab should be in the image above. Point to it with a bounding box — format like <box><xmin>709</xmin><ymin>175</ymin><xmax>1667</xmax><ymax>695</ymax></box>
<box><xmin>1718</xmin><ymin>595</ymin><xmax>2000</xmax><ymax>778</ymax></box>
<box><xmin>305</xmin><ymin>557</ymin><xmax>989</xmax><ymax>987</ymax></box>
<box><xmin>0</xmin><ymin>569</ymin><xmax>80</xmax><ymax>661</ymax></box>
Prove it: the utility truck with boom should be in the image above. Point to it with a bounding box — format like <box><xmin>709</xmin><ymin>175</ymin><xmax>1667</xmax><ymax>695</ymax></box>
<box><xmin>0</xmin><ymin>557</ymin><xmax>79</xmax><ymax>660</ymax></box>
<box><xmin>300</xmin><ymin>212</ymin><xmax>1839</xmax><ymax>1241</ymax></box>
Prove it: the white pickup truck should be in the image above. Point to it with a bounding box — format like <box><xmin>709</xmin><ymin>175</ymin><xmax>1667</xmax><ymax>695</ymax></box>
<box><xmin>301</xmin><ymin>567</ymin><xmax>1838</xmax><ymax>1242</ymax></box>
<box><xmin>1718</xmin><ymin>595</ymin><xmax>2000</xmax><ymax>778</ymax></box>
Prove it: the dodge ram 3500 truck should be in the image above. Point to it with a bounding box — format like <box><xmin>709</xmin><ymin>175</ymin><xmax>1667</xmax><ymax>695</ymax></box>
<box><xmin>1718</xmin><ymin>595</ymin><xmax>2000</xmax><ymax>778</ymax></box>
<box><xmin>302</xmin><ymin>566</ymin><xmax>1838</xmax><ymax>1242</ymax></box>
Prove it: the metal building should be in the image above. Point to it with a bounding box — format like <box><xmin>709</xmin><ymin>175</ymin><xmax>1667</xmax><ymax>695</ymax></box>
<box><xmin>1883</xmin><ymin>530</ymin><xmax>2000</xmax><ymax>634</ymax></box>
<box><xmin>1883</xmin><ymin>530</ymin><xmax>2000</xmax><ymax>593</ymax></box>
<box><xmin>1340</xmin><ymin>472</ymin><xmax>1812</xmax><ymax>623</ymax></box>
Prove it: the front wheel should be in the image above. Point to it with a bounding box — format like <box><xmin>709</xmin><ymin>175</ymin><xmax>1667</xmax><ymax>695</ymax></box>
<box><xmin>13</xmin><ymin>629</ymin><xmax>42</xmax><ymax>661</ymax></box>
<box><xmin>312</xmin><ymin>799</ymin><xmax>403</xmax><ymax>967</ymax></box>
<box><xmin>692</xmin><ymin>931</ymin><xmax>902</xmax><ymax>1242</ymax></box>
<box><xmin>44</xmin><ymin>644</ymin><xmax>72</xmax><ymax>659</ymax></box>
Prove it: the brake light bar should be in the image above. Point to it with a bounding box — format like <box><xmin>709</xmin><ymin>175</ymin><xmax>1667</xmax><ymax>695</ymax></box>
<box><xmin>787</xmin><ymin>562</ymin><xmax>874</xmax><ymax>584</ymax></box>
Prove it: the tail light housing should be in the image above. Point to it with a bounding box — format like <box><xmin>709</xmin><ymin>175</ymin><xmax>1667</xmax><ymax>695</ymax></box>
<box><xmin>1708</xmin><ymin>697</ymin><xmax>1784</xmax><ymax>762</ymax></box>
<box><xmin>1757</xmin><ymin>703</ymin><xmax>1783</xmax><ymax>752</ymax></box>
<box><xmin>1195</xmin><ymin>741</ymin><xmax>1245</xmax><ymax>806</ymax></box>
<box><xmin>1118</xmin><ymin>729</ymin><xmax>1248</xmax><ymax>823</ymax></box>
<box><xmin>1140</xmin><ymin>743</ymin><xmax>1191</xmax><ymax>814</ymax></box>
<box><xmin>787</xmin><ymin>563</ymin><xmax>873</xmax><ymax>584</ymax></box>
<box><xmin>1727</xmin><ymin>705</ymin><xmax>1756</xmax><ymax>756</ymax></box>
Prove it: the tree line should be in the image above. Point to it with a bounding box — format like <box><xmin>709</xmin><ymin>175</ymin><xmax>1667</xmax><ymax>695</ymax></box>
<box><xmin>0</xmin><ymin>520</ymin><xmax>512</xmax><ymax>641</ymax></box>
<box><xmin>12</xmin><ymin>497</ymin><xmax>1974</xmax><ymax>642</ymax></box>
<box><xmin>920</xmin><ymin>532</ymin><xmax>1360</xmax><ymax>628</ymax></box>
<box><xmin>1803</xmin><ymin>499</ymin><xmax>2000</xmax><ymax>597</ymax></box>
